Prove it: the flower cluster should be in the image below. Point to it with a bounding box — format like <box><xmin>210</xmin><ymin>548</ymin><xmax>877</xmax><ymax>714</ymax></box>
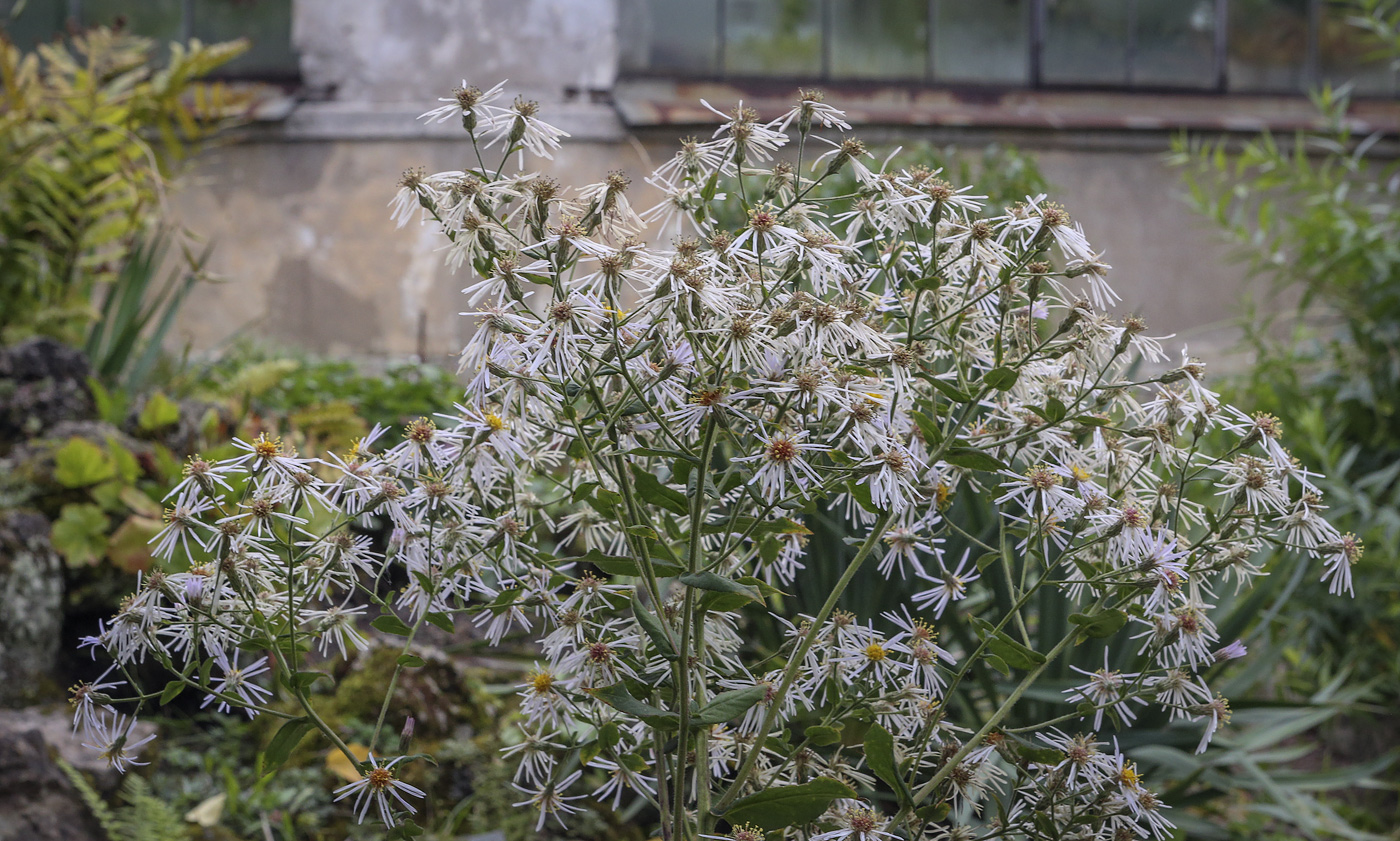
<box><xmin>74</xmin><ymin>85</ymin><xmax>1351</xmax><ymax>840</ymax></box>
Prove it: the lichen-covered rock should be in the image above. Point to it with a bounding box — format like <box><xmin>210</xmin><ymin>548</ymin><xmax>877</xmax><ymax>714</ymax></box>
<box><xmin>0</xmin><ymin>338</ymin><xmax>95</xmax><ymax>455</ymax></box>
<box><xmin>0</xmin><ymin>725</ymin><xmax>103</xmax><ymax>841</ymax></box>
<box><xmin>0</xmin><ymin>510</ymin><xmax>64</xmax><ymax>706</ymax></box>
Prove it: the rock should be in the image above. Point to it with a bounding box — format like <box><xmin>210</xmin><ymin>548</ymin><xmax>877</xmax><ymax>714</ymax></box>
<box><xmin>0</xmin><ymin>724</ymin><xmax>104</xmax><ymax>841</ymax></box>
<box><xmin>0</xmin><ymin>707</ymin><xmax>156</xmax><ymax>793</ymax></box>
<box><xmin>0</xmin><ymin>510</ymin><xmax>64</xmax><ymax>706</ymax></box>
<box><xmin>0</xmin><ymin>338</ymin><xmax>95</xmax><ymax>455</ymax></box>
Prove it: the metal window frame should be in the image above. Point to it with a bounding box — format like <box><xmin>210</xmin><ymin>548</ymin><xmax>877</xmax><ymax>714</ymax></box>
<box><xmin>21</xmin><ymin>0</ymin><xmax>299</xmax><ymax>83</ymax></box>
<box><xmin>665</xmin><ymin>0</ymin><xmax>1396</xmax><ymax>98</ymax></box>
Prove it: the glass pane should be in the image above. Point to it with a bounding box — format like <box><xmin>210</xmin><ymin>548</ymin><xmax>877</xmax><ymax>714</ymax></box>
<box><xmin>0</xmin><ymin>0</ymin><xmax>70</xmax><ymax>52</ymax></box>
<box><xmin>830</xmin><ymin>0</ymin><xmax>925</xmax><ymax>80</ymax></box>
<box><xmin>1043</xmin><ymin>0</ymin><xmax>1130</xmax><ymax>86</ymax></box>
<box><xmin>637</xmin><ymin>0</ymin><xmax>718</xmax><ymax>75</ymax></box>
<box><xmin>193</xmin><ymin>0</ymin><xmax>298</xmax><ymax>79</ymax></box>
<box><xmin>934</xmin><ymin>0</ymin><xmax>1030</xmax><ymax>85</ymax></box>
<box><xmin>724</xmin><ymin>0</ymin><xmax>821</xmax><ymax>77</ymax></box>
<box><xmin>1319</xmin><ymin>1</ymin><xmax>1395</xmax><ymax>96</ymax></box>
<box><xmin>84</xmin><ymin>0</ymin><xmax>184</xmax><ymax>43</ymax></box>
<box><xmin>1227</xmin><ymin>0</ymin><xmax>1307</xmax><ymax>92</ymax></box>
<box><xmin>1133</xmin><ymin>0</ymin><xmax>1217</xmax><ymax>88</ymax></box>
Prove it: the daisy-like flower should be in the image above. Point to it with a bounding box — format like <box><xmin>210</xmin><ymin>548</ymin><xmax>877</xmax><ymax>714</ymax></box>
<box><xmin>734</xmin><ymin>429</ymin><xmax>828</xmax><ymax>502</ymax></box>
<box><xmin>1319</xmin><ymin>533</ymin><xmax>1363</xmax><ymax>597</ymax></box>
<box><xmin>877</xmin><ymin>525</ymin><xmax>937</xmax><ymax>580</ymax></box>
<box><xmin>513</xmin><ymin>769</ymin><xmax>586</xmax><ymax>831</ymax></box>
<box><xmin>484</xmin><ymin>95</ymin><xmax>571</xmax><ymax>163</ymax></box>
<box><xmin>81</xmin><ymin>712</ymin><xmax>156</xmax><ymax>772</ymax></box>
<box><xmin>774</xmin><ymin>88</ymin><xmax>852</xmax><ymax>133</ymax></box>
<box><xmin>201</xmin><ymin>653</ymin><xmax>273</xmax><ymax>718</ymax></box>
<box><xmin>862</xmin><ymin>439</ymin><xmax>925</xmax><ymax>514</ymax></box>
<box><xmin>811</xmin><ymin>805</ymin><xmax>898</xmax><ymax>841</ymax></box>
<box><xmin>912</xmin><ymin>549</ymin><xmax>980</xmax><ymax>618</ymax></box>
<box><xmin>1190</xmin><ymin>694</ymin><xmax>1233</xmax><ymax>754</ymax></box>
<box><xmin>333</xmin><ymin>754</ymin><xmax>426</xmax><ymax>827</ymax></box>
<box><xmin>419</xmin><ymin>79</ymin><xmax>505</xmax><ymax>127</ymax></box>
<box><xmin>1064</xmin><ymin>651</ymin><xmax>1145</xmax><ymax>731</ymax></box>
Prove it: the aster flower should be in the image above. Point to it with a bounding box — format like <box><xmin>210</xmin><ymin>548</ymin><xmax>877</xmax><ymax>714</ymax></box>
<box><xmin>333</xmin><ymin>754</ymin><xmax>426</xmax><ymax>827</ymax></box>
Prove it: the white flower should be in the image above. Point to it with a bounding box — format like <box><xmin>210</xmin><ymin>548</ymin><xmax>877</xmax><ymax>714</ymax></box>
<box><xmin>912</xmin><ymin>549</ymin><xmax>980</xmax><ymax>618</ymax></box>
<box><xmin>333</xmin><ymin>754</ymin><xmax>426</xmax><ymax>827</ymax></box>
<box><xmin>734</xmin><ymin>430</ymin><xmax>827</xmax><ymax>502</ymax></box>
<box><xmin>81</xmin><ymin>712</ymin><xmax>155</xmax><ymax>773</ymax></box>
<box><xmin>1065</xmin><ymin>651</ymin><xmax>1145</xmax><ymax>731</ymax></box>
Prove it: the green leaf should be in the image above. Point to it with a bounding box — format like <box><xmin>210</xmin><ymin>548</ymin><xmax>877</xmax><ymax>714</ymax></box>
<box><xmin>919</xmin><ymin>374</ymin><xmax>972</xmax><ymax>403</ymax></box>
<box><xmin>588</xmin><ymin>683</ymin><xmax>679</xmax><ymax>729</ymax></box>
<box><xmin>864</xmin><ymin>723</ymin><xmax>913</xmax><ymax>806</ymax></box>
<box><xmin>107</xmin><ymin>439</ymin><xmax>141</xmax><ymax>483</ymax></box>
<box><xmin>701</xmin><ymin>516</ymin><xmax>810</xmax><ymax>537</ymax></box>
<box><xmin>624</xmin><ymin>524</ymin><xmax>658</xmax><ymax>540</ymax></box>
<box><xmin>942</xmin><ymin>447</ymin><xmax>1007</xmax><ymax>472</ymax></box>
<box><xmin>424</xmin><ymin>612</ymin><xmax>455</xmax><ymax>633</ymax></box>
<box><xmin>983</xmin><ymin>366</ymin><xmax>1019</xmax><ymax>390</ymax></box>
<box><xmin>1042</xmin><ymin>396</ymin><xmax>1067</xmax><ymax>424</ymax></box>
<box><xmin>262</xmin><ymin>717</ymin><xmax>313</xmax><ymax>772</ymax></box>
<box><xmin>53</xmin><ymin>437</ymin><xmax>115</xmax><ymax>488</ymax></box>
<box><xmin>137</xmin><ymin>391</ymin><xmax>181</xmax><ymax>431</ymax></box>
<box><xmin>985</xmin><ymin>653</ymin><xmax>1011</xmax><ymax>676</ymax></box>
<box><xmin>285</xmin><ymin>670</ymin><xmax>331</xmax><ymax>690</ymax></box>
<box><xmin>50</xmin><ymin>503</ymin><xmax>111</xmax><ymax>567</ymax></box>
<box><xmin>632</xmin><ymin>594</ymin><xmax>677</xmax><ymax>660</ymax></box>
<box><xmin>806</xmin><ymin>724</ymin><xmax>843</xmax><ymax>746</ymax></box>
<box><xmin>371</xmin><ymin>614</ymin><xmax>412</xmax><ymax>636</ymax></box>
<box><xmin>396</xmin><ymin>654</ymin><xmax>426</xmax><ymax>668</ymax></box>
<box><xmin>1069</xmin><ymin>608</ymin><xmax>1128</xmax><ymax>640</ymax></box>
<box><xmin>722</xmin><ymin>778</ymin><xmax>857</xmax><ymax>831</ymax></box>
<box><xmin>159</xmin><ymin>680</ymin><xmax>186</xmax><ymax>705</ymax></box>
<box><xmin>583</xmin><ymin>549</ymin><xmax>685</xmax><ymax>578</ymax></box>
<box><xmin>692</xmin><ymin>684</ymin><xmax>767</xmax><ymax>727</ymax></box>
<box><xmin>911</xmin><ymin>410</ymin><xmax>943</xmax><ymax>446</ymax></box>
<box><xmin>629</xmin><ymin>464</ymin><xmax>690</xmax><ymax>515</ymax></box>
<box><xmin>681</xmin><ymin>572</ymin><xmax>764</xmax><ymax>612</ymax></box>
<box><xmin>1018</xmin><ymin>746</ymin><xmax>1065</xmax><ymax>765</ymax></box>
<box><xmin>915</xmin><ymin>803</ymin><xmax>951</xmax><ymax>823</ymax></box>
<box><xmin>988</xmin><ymin>634</ymin><xmax>1046</xmax><ymax>671</ymax></box>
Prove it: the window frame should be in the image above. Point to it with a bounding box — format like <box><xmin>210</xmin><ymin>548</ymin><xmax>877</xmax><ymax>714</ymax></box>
<box><xmin>623</xmin><ymin>0</ymin><xmax>1397</xmax><ymax>98</ymax></box>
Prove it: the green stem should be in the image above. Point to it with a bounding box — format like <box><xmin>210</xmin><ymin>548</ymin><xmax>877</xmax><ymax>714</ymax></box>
<box><xmin>712</xmin><ymin>509</ymin><xmax>894</xmax><ymax>815</ymax></box>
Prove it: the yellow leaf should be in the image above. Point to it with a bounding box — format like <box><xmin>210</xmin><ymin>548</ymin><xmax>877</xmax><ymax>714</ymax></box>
<box><xmin>326</xmin><ymin>743</ymin><xmax>370</xmax><ymax>783</ymax></box>
<box><xmin>184</xmin><ymin>793</ymin><xmax>226</xmax><ymax>827</ymax></box>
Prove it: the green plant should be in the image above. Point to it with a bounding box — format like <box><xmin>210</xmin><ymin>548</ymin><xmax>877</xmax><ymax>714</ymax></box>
<box><xmin>72</xmin><ymin>84</ymin><xmax>1355</xmax><ymax>841</ymax></box>
<box><xmin>0</xmin><ymin>25</ymin><xmax>248</xmax><ymax>347</ymax></box>
<box><xmin>85</xmin><ymin>227</ymin><xmax>212</xmax><ymax>393</ymax></box>
<box><xmin>57</xmin><ymin>756</ymin><xmax>188</xmax><ymax>841</ymax></box>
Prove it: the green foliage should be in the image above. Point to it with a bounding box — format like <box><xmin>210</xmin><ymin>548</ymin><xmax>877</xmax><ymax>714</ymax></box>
<box><xmin>189</xmin><ymin>343</ymin><xmax>462</xmax><ymax>447</ymax></box>
<box><xmin>57</xmin><ymin>756</ymin><xmax>187</xmax><ymax>841</ymax></box>
<box><xmin>0</xmin><ymin>26</ymin><xmax>250</xmax><ymax>346</ymax></box>
<box><xmin>86</xmin><ymin>229</ymin><xmax>212</xmax><ymax>393</ymax></box>
<box><xmin>1171</xmin><ymin>34</ymin><xmax>1400</xmax><ymax>690</ymax></box>
<box><xmin>51</xmin><ymin>502</ymin><xmax>112</xmax><ymax>566</ymax></box>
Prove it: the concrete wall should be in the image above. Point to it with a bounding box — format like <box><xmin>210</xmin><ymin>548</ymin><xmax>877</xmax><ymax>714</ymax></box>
<box><xmin>167</xmin><ymin>0</ymin><xmax>1261</xmax><ymax>367</ymax></box>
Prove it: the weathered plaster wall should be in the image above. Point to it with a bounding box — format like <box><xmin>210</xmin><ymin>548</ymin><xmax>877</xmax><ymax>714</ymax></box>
<box><xmin>167</xmin><ymin>0</ymin><xmax>1256</xmax><ymax>366</ymax></box>
<box><xmin>294</xmin><ymin>0</ymin><xmax>618</xmax><ymax>102</ymax></box>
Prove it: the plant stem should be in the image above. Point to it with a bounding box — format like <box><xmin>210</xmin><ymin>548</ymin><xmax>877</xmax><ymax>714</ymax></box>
<box><xmin>711</xmin><ymin>508</ymin><xmax>894</xmax><ymax>816</ymax></box>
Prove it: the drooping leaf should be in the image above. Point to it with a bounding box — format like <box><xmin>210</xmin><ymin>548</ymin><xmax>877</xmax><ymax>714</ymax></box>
<box><xmin>722</xmin><ymin>778</ymin><xmax>857</xmax><ymax>830</ymax></box>
<box><xmin>692</xmin><ymin>684</ymin><xmax>767</xmax><ymax>727</ymax></box>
